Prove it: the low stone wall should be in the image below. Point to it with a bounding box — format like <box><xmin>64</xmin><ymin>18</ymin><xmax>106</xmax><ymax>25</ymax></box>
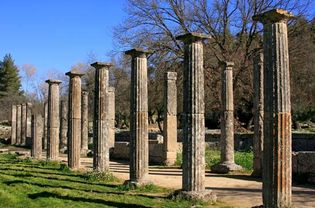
<box><xmin>292</xmin><ymin>151</ymin><xmax>315</xmax><ymax>183</ymax></box>
<box><xmin>111</xmin><ymin>141</ymin><xmax>182</xmax><ymax>164</ymax></box>
<box><xmin>115</xmin><ymin>130</ymin><xmax>315</xmax><ymax>151</ymax></box>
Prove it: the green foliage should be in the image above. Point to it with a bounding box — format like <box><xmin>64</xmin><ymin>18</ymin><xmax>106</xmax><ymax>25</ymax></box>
<box><xmin>83</xmin><ymin>171</ymin><xmax>118</xmax><ymax>183</ymax></box>
<box><xmin>0</xmin><ymin>54</ymin><xmax>21</xmax><ymax>98</ymax></box>
<box><xmin>0</xmin><ymin>154</ymin><xmax>229</xmax><ymax>208</ymax></box>
<box><xmin>176</xmin><ymin>149</ymin><xmax>253</xmax><ymax>173</ymax></box>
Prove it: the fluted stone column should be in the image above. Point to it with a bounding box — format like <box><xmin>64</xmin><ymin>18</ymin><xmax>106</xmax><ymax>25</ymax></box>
<box><xmin>11</xmin><ymin>105</ymin><xmax>17</xmax><ymax>145</ymax></box>
<box><xmin>16</xmin><ymin>105</ymin><xmax>22</xmax><ymax>145</ymax></box>
<box><xmin>91</xmin><ymin>62</ymin><xmax>112</xmax><ymax>172</ymax></box>
<box><xmin>31</xmin><ymin>114</ymin><xmax>43</xmax><ymax>159</ymax></box>
<box><xmin>81</xmin><ymin>91</ymin><xmax>89</xmax><ymax>155</ymax></box>
<box><xmin>163</xmin><ymin>72</ymin><xmax>177</xmax><ymax>166</ymax></box>
<box><xmin>252</xmin><ymin>51</ymin><xmax>264</xmax><ymax>177</ymax></box>
<box><xmin>253</xmin><ymin>9</ymin><xmax>294</xmax><ymax>208</ymax></box>
<box><xmin>43</xmin><ymin>102</ymin><xmax>48</xmax><ymax>150</ymax></box>
<box><xmin>125</xmin><ymin>48</ymin><xmax>150</xmax><ymax>185</ymax></box>
<box><xmin>176</xmin><ymin>33</ymin><xmax>216</xmax><ymax>201</ymax></box>
<box><xmin>59</xmin><ymin>100</ymin><xmax>68</xmax><ymax>152</ymax></box>
<box><xmin>108</xmin><ymin>87</ymin><xmax>115</xmax><ymax>149</ymax></box>
<box><xmin>26</xmin><ymin>102</ymin><xmax>32</xmax><ymax>147</ymax></box>
<box><xmin>21</xmin><ymin>103</ymin><xmax>27</xmax><ymax>145</ymax></box>
<box><xmin>212</xmin><ymin>62</ymin><xmax>242</xmax><ymax>173</ymax></box>
<box><xmin>46</xmin><ymin>80</ymin><xmax>62</xmax><ymax>160</ymax></box>
<box><xmin>66</xmin><ymin>71</ymin><xmax>84</xmax><ymax>170</ymax></box>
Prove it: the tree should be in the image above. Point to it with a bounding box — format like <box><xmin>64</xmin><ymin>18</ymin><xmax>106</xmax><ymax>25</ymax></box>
<box><xmin>0</xmin><ymin>54</ymin><xmax>22</xmax><ymax>97</ymax></box>
<box><xmin>113</xmin><ymin>0</ymin><xmax>313</xmax><ymax>129</ymax></box>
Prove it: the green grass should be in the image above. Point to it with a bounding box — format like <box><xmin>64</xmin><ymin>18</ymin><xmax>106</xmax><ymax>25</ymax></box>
<box><xmin>0</xmin><ymin>153</ymin><xmax>229</xmax><ymax>208</ymax></box>
<box><xmin>176</xmin><ymin>148</ymin><xmax>253</xmax><ymax>173</ymax></box>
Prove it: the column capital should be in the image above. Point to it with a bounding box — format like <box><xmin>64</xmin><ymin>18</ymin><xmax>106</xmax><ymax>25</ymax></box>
<box><xmin>125</xmin><ymin>48</ymin><xmax>152</xmax><ymax>58</ymax></box>
<box><xmin>45</xmin><ymin>79</ymin><xmax>62</xmax><ymax>85</ymax></box>
<box><xmin>165</xmin><ymin>71</ymin><xmax>177</xmax><ymax>81</ymax></box>
<box><xmin>220</xmin><ymin>61</ymin><xmax>234</xmax><ymax>69</ymax></box>
<box><xmin>253</xmin><ymin>9</ymin><xmax>294</xmax><ymax>24</ymax></box>
<box><xmin>176</xmin><ymin>32</ymin><xmax>210</xmax><ymax>43</ymax></box>
<box><xmin>65</xmin><ymin>71</ymin><xmax>85</xmax><ymax>78</ymax></box>
<box><xmin>91</xmin><ymin>62</ymin><xmax>113</xmax><ymax>70</ymax></box>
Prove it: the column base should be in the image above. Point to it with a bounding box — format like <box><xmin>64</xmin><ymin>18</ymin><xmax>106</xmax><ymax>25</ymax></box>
<box><xmin>163</xmin><ymin>151</ymin><xmax>177</xmax><ymax>166</ymax></box>
<box><xmin>211</xmin><ymin>162</ymin><xmax>242</xmax><ymax>174</ymax></box>
<box><xmin>178</xmin><ymin>190</ymin><xmax>217</xmax><ymax>202</ymax></box>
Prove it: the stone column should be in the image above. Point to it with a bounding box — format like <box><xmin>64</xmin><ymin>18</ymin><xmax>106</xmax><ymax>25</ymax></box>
<box><xmin>26</xmin><ymin>102</ymin><xmax>33</xmax><ymax>147</ymax></box>
<box><xmin>59</xmin><ymin>100</ymin><xmax>68</xmax><ymax>152</ymax></box>
<box><xmin>125</xmin><ymin>48</ymin><xmax>150</xmax><ymax>185</ymax></box>
<box><xmin>43</xmin><ymin>102</ymin><xmax>48</xmax><ymax>150</ymax></box>
<box><xmin>46</xmin><ymin>80</ymin><xmax>62</xmax><ymax>160</ymax></box>
<box><xmin>108</xmin><ymin>87</ymin><xmax>115</xmax><ymax>149</ymax></box>
<box><xmin>16</xmin><ymin>104</ymin><xmax>22</xmax><ymax>145</ymax></box>
<box><xmin>11</xmin><ymin>105</ymin><xmax>17</xmax><ymax>145</ymax></box>
<box><xmin>66</xmin><ymin>71</ymin><xmax>84</xmax><ymax>170</ymax></box>
<box><xmin>81</xmin><ymin>91</ymin><xmax>89</xmax><ymax>155</ymax></box>
<box><xmin>163</xmin><ymin>72</ymin><xmax>177</xmax><ymax>166</ymax></box>
<box><xmin>212</xmin><ymin>62</ymin><xmax>242</xmax><ymax>173</ymax></box>
<box><xmin>252</xmin><ymin>51</ymin><xmax>264</xmax><ymax>177</ymax></box>
<box><xmin>176</xmin><ymin>33</ymin><xmax>215</xmax><ymax>201</ymax></box>
<box><xmin>31</xmin><ymin>114</ymin><xmax>43</xmax><ymax>159</ymax></box>
<box><xmin>21</xmin><ymin>103</ymin><xmax>27</xmax><ymax>145</ymax></box>
<box><xmin>91</xmin><ymin>62</ymin><xmax>112</xmax><ymax>172</ymax></box>
<box><xmin>253</xmin><ymin>9</ymin><xmax>294</xmax><ymax>207</ymax></box>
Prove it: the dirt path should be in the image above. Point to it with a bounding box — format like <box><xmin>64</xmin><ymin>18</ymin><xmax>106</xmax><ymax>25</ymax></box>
<box><xmin>5</xmin><ymin>148</ymin><xmax>315</xmax><ymax>208</ymax></box>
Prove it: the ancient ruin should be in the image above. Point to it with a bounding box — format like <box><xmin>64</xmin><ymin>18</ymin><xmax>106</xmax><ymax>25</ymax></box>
<box><xmin>10</xmin><ymin>105</ymin><xmax>16</xmax><ymax>145</ymax></box>
<box><xmin>59</xmin><ymin>100</ymin><xmax>68</xmax><ymax>151</ymax></box>
<box><xmin>46</xmin><ymin>79</ymin><xmax>62</xmax><ymax>160</ymax></box>
<box><xmin>252</xmin><ymin>50</ymin><xmax>264</xmax><ymax>177</ymax></box>
<box><xmin>163</xmin><ymin>71</ymin><xmax>177</xmax><ymax>166</ymax></box>
<box><xmin>253</xmin><ymin>9</ymin><xmax>294</xmax><ymax>207</ymax></box>
<box><xmin>91</xmin><ymin>62</ymin><xmax>112</xmax><ymax>172</ymax></box>
<box><xmin>212</xmin><ymin>61</ymin><xmax>242</xmax><ymax>173</ymax></box>
<box><xmin>176</xmin><ymin>32</ymin><xmax>216</xmax><ymax>201</ymax></box>
<box><xmin>81</xmin><ymin>91</ymin><xmax>89</xmax><ymax>155</ymax></box>
<box><xmin>66</xmin><ymin>71</ymin><xmax>84</xmax><ymax>170</ymax></box>
<box><xmin>31</xmin><ymin>114</ymin><xmax>43</xmax><ymax>159</ymax></box>
<box><xmin>125</xmin><ymin>48</ymin><xmax>150</xmax><ymax>185</ymax></box>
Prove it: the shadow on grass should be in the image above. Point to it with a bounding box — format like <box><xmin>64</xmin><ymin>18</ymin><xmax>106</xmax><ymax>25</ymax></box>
<box><xmin>0</xmin><ymin>170</ymin><xmax>118</xmax><ymax>188</ymax></box>
<box><xmin>28</xmin><ymin>191</ymin><xmax>151</xmax><ymax>208</ymax></box>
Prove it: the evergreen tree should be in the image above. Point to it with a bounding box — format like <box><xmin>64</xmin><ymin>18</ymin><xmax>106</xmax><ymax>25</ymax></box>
<box><xmin>0</xmin><ymin>54</ymin><xmax>21</xmax><ymax>97</ymax></box>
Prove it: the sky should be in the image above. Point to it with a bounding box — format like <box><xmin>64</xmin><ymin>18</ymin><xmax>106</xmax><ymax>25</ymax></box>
<box><xmin>0</xmin><ymin>0</ymin><xmax>126</xmax><ymax>89</ymax></box>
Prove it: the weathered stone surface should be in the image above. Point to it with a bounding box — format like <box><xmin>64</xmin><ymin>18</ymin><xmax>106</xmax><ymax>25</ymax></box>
<box><xmin>91</xmin><ymin>62</ymin><xmax>112</xmax><ymax>172</ymax></box>
<box><xmin>31</xmin><ymin>114</ymin><xmax>43</xmax><ymax>159</ymax></box>
<box><xmin>11</xmin><ymin>105</ymin><xmax>17</xmax><ymax>145</ymax></box>
<box><xmin>26</xmin><ymin>102</ymin><xmax>33</xmax><ymax>147</ymax></box>
<box><xmin>46</xmin><ymin>80</ymin><xmax>62</xmax><ymax>161</ymax></box>
<box><xmin>212</xmin><ymin>62</ymin><xmax>242</xmax><ymax>173</ymax></box>
<box><xmin>253</xmin><ymin>9</ymin><xmax>294</xmax><ymax>208</ymax></box>
<box><xmin>59</xmin><ymin>100</ymin><xmax>68</xmax><ymax>151</ymax></box>
<box><xmin>21</xmin><ymin>103</ymin><xmax>27</xmax><ymax>145</ymax></box>
<box><xmin>66</xmin><ymin>71</ymin><xmax>84</xmax><ymax>170</ymax></box>
<box><xmin>16</xmin><ymin>105</ymin><xmax>22</xmax><ymax>145</ymax></box>
<box><xmin>43</xmin><ymin>102</ymin><xmax>48</xmax><ymax>150</ymax></box>
<box><xmin>252</xmin><ymin>51</ymin><xmax>264</xmax><ymax>177</ymax></box>
<box><xmin>176</xmin><ymin>33</ymin><xmax>215</xmax><ymax>201</ymax></box>
<box><xmin>107</xmin><ymin>87</ymin><xmax>115</xmax><ymax>149</ymax></box>
<box><xmin>163</xmin><ymin>72</ymin><xmax>177</xmax><ymax>166</ymax></box>
<box><xmin>81</xmin><ymin>91</ymin><xmax>89</xmax><ymax>155</ymax></box>
<box><xmin>125</xmin><ymin>48</ymin><xmax>150</xmax><ymax>185</ymax></box>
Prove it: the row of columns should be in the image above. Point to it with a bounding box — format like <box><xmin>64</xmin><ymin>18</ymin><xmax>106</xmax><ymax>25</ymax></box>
<box><xmin>11</xmin><ymin>8</ymin><xmax>293</xmax><ymax>207</ymax></box>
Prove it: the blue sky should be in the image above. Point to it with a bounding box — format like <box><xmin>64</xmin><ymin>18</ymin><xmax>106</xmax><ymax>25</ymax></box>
<box><xmin>0</xmin><ymin>0</ymin><xmax>126</xmax><ymax>83</ymax></box>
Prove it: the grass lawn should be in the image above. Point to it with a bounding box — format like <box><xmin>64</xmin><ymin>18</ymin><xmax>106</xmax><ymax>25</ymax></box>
<box><xmin>0</xmin><ymin>153</ymin><xmax>231</xmax><ymax>208</ymax></box>
<box><xmin>176</xmin><ymin>148</ymin><xmax>254</xmax><ymax>173</ymax></box>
